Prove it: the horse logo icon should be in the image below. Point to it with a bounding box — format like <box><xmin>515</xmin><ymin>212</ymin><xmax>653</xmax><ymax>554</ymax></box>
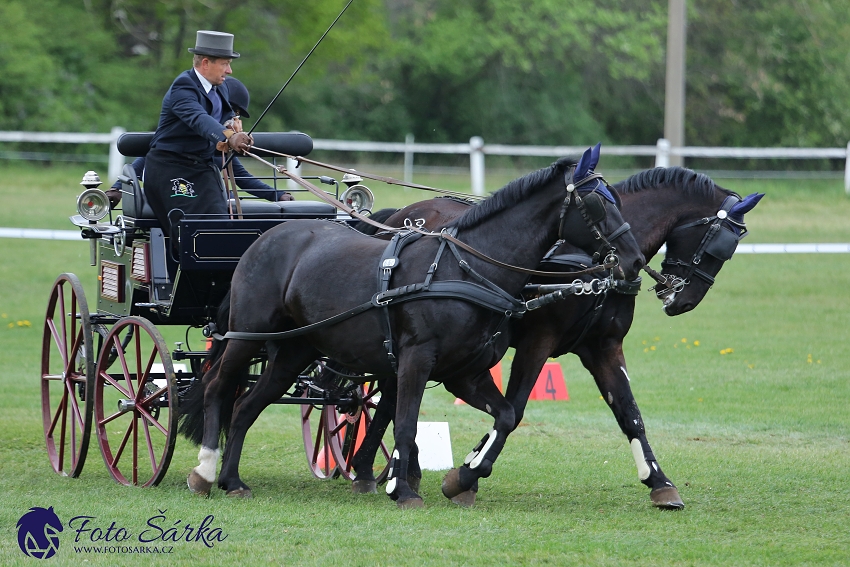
<box><xmin>16</xmin><ymin>507</ymin><xmax>63</xmax><ymax>559</ymax></box>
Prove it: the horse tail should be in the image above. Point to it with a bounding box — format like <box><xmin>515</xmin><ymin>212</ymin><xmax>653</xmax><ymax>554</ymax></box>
<box><xmin>178</xmin><ymin>289</ymin><xmax>249</xmax><ymax>446</ymax></box>
<box><xmin>354</xmin><ymin>208</ymin><xmax>399</xmax><ymax>235</ymax></box>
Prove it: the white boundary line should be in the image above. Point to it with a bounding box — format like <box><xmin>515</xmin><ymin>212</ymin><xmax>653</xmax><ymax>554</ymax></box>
<box><xmin>0</xmin><ymin>228</ymin><xmax>79</xmax><ymax>240</ymax></box>
<box><xmin>3</xmin><ymin>227</ymin><xmax>849</xmax><ymax>253</ymax></box>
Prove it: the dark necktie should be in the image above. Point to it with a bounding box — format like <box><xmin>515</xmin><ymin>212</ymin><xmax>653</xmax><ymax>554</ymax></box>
<box><xmin>209</xmin><ymin>86</ymin><xmax>223</xmax><ymax>123</ymax></box>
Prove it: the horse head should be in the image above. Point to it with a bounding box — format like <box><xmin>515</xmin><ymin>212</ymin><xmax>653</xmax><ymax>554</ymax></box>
<box><xmin>656</xmin><ymin>191</ymin><xmax>764</xmax><ymax>315</ymax></box>
<box><xmin>558</xmin><ymin>143</ymin><xmax>644</xmax><ymax>281</ymax></box>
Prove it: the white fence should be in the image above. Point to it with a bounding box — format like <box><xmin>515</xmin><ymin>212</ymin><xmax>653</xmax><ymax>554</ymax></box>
<box><xmin>2</xmin><ymin>130</ymin><xmax>849</xmax><ymax>196</ymax></box>
<box><xmin>2</xmin><ymin>227</ymin><xmax>848</xmax><ymax>255</ymax></box>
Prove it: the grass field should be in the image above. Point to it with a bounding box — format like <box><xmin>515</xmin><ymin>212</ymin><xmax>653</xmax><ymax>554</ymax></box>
<box><xmin>1</xmin><ymin>163</ymin><xmax>849</xmax><ymax>566</ymax></box>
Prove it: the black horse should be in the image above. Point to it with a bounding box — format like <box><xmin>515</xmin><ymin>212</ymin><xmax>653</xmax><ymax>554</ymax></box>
<box><xmin>180</xmin><ymin>147</ymin><xmax>645</xmax><ymax>507</ymax></box>
<box><xmin>348</xmin><ymin>166</ymin><xmax>764</xmax><ymax>508</ymax></box>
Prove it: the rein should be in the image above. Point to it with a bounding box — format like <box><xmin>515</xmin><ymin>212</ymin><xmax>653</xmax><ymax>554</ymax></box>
<box><xmin>243</xmin><ymin>148</ymin><xmax>614</xmax><ymax>279</ymax></box>
<box><xmin>249</xmin><ymin>146</ymin><xmax>483</xmax><ymax>201</ymax></box>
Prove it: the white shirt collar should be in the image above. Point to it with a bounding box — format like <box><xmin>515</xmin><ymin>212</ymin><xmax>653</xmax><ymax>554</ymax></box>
<box><xmin>193</xmin><ymin>68</ymin><xmax>213</xmax><ymax>93</ymax></box>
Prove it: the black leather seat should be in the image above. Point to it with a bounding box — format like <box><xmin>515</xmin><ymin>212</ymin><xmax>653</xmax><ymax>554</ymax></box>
<box><xmin>119</xmin><ymin>162</ymin><xmax>157</xmax><ymax>220</ymax></box>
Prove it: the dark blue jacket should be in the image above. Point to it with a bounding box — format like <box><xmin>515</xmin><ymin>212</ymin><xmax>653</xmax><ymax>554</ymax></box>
<box><xmin>149</xmin><ymin>69</ymin><xmax>235</xmax><ymax>157</ymax></box>
<box><xmin>115</xmin><ymin>156</ymin><xmax>287</xmax><ymax>201</ymax></box>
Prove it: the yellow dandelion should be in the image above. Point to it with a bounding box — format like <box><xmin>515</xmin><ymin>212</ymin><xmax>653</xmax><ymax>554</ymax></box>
<box><xmin>644</xmin><ymin>348</ymin><xmax>649</xmax><ymax>353</ymax></box>
<box><xmin>7</xmin><ymin>322</ymin><xmax>13</xmax><ymax>329</ymax></box>
<box><xmin>642</xmin><ymin>340</ymin><xmax>647</xmax><ymax>345</ymax></box>
<box><xmin>693</xmin><ymin>341</ymin><xmax>700</xmax><ymax>346</ymax></box>
<box><xmin>654</xmin><ymin>336</ymin><xmax>660</xmax><ymax>342</ymax></box>
<box><xmin>650</xmin><ymin>345</ymin><xmax>656</xmax><ymax>351</ymax></box>
<box><xmin>681</xmin><ymin>338</ymin><xmax>687</xmax><ymax>343</ymax></box>
<box><xmin>748</xmin><ymin>364</ymin><xmax>754</xmax><ymax>369</ymax></box>
<box><xmin>698</xmin><ymin>398</ymin><xmax>703</xmax><ymax>402</ymax></box>
<box><xmin>1</xmin><ymin>313</ymin><xmax>6</xmax><ymax>318</ymax></box>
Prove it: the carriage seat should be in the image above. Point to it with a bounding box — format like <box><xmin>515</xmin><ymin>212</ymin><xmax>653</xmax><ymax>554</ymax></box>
<box><xmin>118</xmin><ymin>162</ymin><xmax>157</xmax><ymax>221</ymax></box>
<box><xmin>226</xmin><ymin>199</ymin><xmax>337</xmax><ymax>219</ymax></box>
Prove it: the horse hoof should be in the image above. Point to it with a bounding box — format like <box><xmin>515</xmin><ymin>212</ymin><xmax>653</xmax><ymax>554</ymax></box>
<box><xmin>651</xmin><ymin>486</ymin><xmax>684</xmax><ymax>510</ymax></box>
<box><xmin>352</xmin><ymin>479</ymin><xmax>377</xmax><ymax>494</ymax></box>
<box><xmin>450</xmin><ymin>489</ymin><xmax>477</xmax><ymax>507</ymax></box>
<box><xmin>441</xmin><ymin>468</ymin><xmax>464</xmax><ymax>499</ymax></box>
<box><xmin>408</xmin><ymin>476</ymin><xmax>422</xmax><ymax>494</ymax></box>
<box><xmin>226</xmin><ymin>488</ymin><xmax>253</xmax><ymax>499</ymax></box>
<box><xmin>187</xmin><ymin>471</ymin><xmax>212</xmax><ymax>496</ymax></box>
<box><xmin>397</xmin><ymin>497</ymin><xmax>424</xmax><ymax>510</ymax></box>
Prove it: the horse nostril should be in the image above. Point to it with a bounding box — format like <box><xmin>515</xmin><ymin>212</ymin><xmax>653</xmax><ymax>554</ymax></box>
<box><xmin>632</xmin><ymin>257</ymin><xmax>645</xmax><ymax>278</ymax></box>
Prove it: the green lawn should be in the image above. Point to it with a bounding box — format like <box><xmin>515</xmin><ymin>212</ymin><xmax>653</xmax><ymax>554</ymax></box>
<box><xmin>0</xmin><ymin>164</ymin><xmax>849</xmax><ymax>566</ymax></box>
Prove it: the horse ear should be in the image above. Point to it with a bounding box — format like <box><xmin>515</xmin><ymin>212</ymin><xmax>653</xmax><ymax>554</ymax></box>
<box><xmin>731</xmin><ymin>192</ymin><xmax>765</xmax><ymax>216</ymax></box>
<box><xmin>589</xmin><ymin>142</ymin><xmax>602</xmax><ymax>171</ymax></box>
<box><xmin>575</xmin><ymin>146</ymin><xmax>593</xmax><ymax>180</ymax></box>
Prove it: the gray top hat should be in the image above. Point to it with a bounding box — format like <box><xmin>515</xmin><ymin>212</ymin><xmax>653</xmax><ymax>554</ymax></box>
<box><xmin>188</xmin><ymin>30</ymin><xmax>240</xmax><ymax>59</ymax></box>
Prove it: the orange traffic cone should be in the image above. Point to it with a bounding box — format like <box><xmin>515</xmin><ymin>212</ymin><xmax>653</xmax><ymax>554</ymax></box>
<box><xmin>528</xmin><ymin>361</ymin><xmax>569</xmax><ymax>401</ymax></box>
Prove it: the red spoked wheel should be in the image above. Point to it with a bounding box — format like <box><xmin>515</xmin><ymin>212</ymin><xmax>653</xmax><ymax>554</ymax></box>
<box><xmin>301</xmin><ymin>392</ymin><xmax>340</xmax><ymax>480</ymax></box>
<box><xmin>41</xmin><ymin>273</ymin><xmax>95</xmax><ymax>477</ymax></box>
<box><xmin>328</xmin><ymin>381</ymin><xmax>392</xmax><ymax>483</ymax></box>
<box><xmin>94</xmin><ymin>317</ymin><xmax>177</xmax><ymax>487</ymax></box>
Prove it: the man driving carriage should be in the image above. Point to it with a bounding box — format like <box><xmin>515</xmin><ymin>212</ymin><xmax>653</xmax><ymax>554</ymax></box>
<box><xmin>143</xmin><ymin>30</ymin><xmax>291</xmax><ymax>234</ymax></box>
<box><xmin>106</xmin><ymin>76</ymin><xmax>292</xmax><ymax>208</ymax></box>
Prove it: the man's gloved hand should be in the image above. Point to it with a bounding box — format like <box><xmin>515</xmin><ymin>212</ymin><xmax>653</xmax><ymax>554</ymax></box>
<box><xmin>217</xmin><ymin>130</ymin><xmax>253</xmax><ymax>154</ymax></box>
<box><xmin>278</xmin><ymin>192</ymin><xmax>294</xmax><ymax>202</ymax></box>
<box><xmin>227</xmin><ymin>132</ymin><xmax>253</xmax><ymax>154</ymax></box>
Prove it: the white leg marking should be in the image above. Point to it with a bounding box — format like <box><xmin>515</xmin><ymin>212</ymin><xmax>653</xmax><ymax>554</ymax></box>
<box><xmin>196</xmin><ymin>446</ymin><xmax>220</xmax><ymax>483</ymax></box>
<box><xmin>385</xmin><ymin>449</ymin><xmax>400</xmax><ymax>495</ymax></box>
<box><xmin>470</xmin><ymin>430</ymin><xmax>497</xmax><ymax>469</ymax></box>
<box><xmin>630</xmin><ymin>439</ymin><xmax>651</xmax><ymax>481</ymax></box>
<box><xmin>607</xmin><ymin>392</ymin><xmax>613</xmax><ymax>405</ymax></box>
<box><xmin>620</xmin><ymin>366</ymin><xmax>630</xmax><ymax>382</ymax></box>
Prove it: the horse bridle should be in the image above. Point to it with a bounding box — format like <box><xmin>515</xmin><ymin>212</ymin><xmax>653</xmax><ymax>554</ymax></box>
<box><xmin>648</xmin><ymin>193</ymin><xmax>745</xmax><ymax>298</ymax></box>
<box><xmin>557</xmin><ymin>170</ymin><xmax>633</xmax><ymax>269</ymax></box>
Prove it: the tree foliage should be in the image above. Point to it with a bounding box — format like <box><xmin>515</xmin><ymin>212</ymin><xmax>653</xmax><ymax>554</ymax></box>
<box><xmin>2</xmin><ymin>0</ymin><xmax>848</xmax><ymax>149</ymax></box>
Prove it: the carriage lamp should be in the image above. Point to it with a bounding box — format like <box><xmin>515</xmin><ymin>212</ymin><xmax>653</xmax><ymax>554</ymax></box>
<box><xmin>77</xmin><ymin>171</ymin><xmax>110</xmax><ymax>222</ymax></box>
<box><xmin>339</xmin><ymin>173</ymin><xmax>375</xmax><ymax>214</ymax></box>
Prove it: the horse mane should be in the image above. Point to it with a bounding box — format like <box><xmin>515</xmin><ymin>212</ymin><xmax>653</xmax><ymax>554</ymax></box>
<box><xmin>614</xmin><ymin>166</ymin><xmax>722</xmax><ymax>199</ymax></box>
<box><xmin>451</xmin><ymin>157</ymin><xmax>575</xmax><ymax>231</ymax></box>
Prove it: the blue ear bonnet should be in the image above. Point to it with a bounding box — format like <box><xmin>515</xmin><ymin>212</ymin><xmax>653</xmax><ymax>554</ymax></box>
<box><xmin>726</xmin><ymin>192</ymin><xmax>765</xmax><ymax>235</ymax></box>
<box><xmin>574</xmin><ymin>143</ymin><xmax>615</xmax><ymax>203</ymax></box>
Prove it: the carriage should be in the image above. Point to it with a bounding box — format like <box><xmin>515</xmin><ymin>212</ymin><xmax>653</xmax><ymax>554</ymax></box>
<box><xmin>41</xmin><ymin>131</ymin><xmax>388</xmax><ymax>487</ymax></box>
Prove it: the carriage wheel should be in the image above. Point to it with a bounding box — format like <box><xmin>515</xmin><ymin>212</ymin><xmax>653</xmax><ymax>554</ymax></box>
<box><xmin>300</xmin><ymin>393</ymin><xmax>339</xmax><ymax>480</ymax></box>
<box><xmin>94</xmin><ymin>317</ymin><xmax>177</xmax><ymax>487</ymax></box>
<box><xmin>41</xmin><ymin>273</ymin><xmax>95</xmax><ymax>477</ymax></box>
<box><xmin>327</xmin><ymin>381</ymin><xmax>392</xmax><ymax>482</ymax></box>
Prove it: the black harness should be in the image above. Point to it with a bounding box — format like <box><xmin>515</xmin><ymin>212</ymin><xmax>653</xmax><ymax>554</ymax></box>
<box><xmin>220</xmin><ymin>171</ymin><xmax>632</xmax><ymax>375</ymax></box>
<box><xmin>653</xmin><ymin>194</ymin><xmax>744</xmax><ymax>296</ymax></box>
